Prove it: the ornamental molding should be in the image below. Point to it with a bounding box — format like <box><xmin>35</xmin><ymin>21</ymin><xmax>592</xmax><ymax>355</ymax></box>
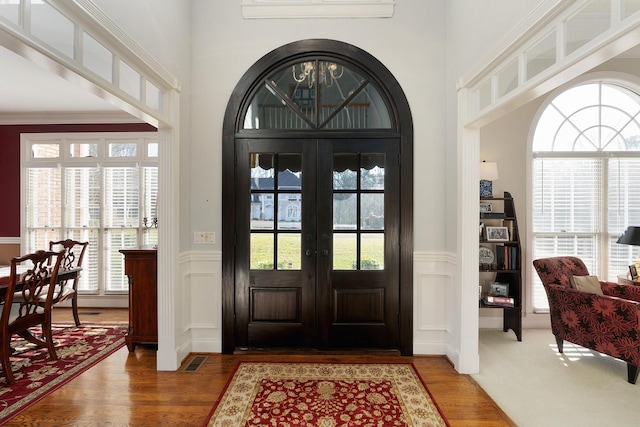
<box><xmin>241</xmin><ymin>0</ymin><xmax>395</xmax><ymax>19</ymax></box>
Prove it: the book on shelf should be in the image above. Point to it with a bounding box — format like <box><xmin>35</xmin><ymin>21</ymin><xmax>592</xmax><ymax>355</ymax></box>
<box><xmin>495</xmin><ymin>244</ymin><xmax>518</xmax><ymax>270</ymax></box>
<box><xmin>482</xmin><ymin>295</ymin><xmax>515</xmax><ymax>307</ymax></box>
<box><xmin>496</xmin><ymin>245</ymin><xmax>504</xmax><ymax>269</ymax></box>
<box><xmin>503</xmin><ymin>218</ymin><xmax>514</xmax><ymax>239</ymax></box>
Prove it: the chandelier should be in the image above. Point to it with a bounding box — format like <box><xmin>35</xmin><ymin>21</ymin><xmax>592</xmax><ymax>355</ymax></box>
<box><xmin>292</xmin><ymin>61</ymin><xmax>344</xmax><ymax>88</ymax></box>
<box><xmin>143</xmin><ymin>196</ymin><xmax>158</xmax><ymax>229</ymax></box>
<box><xmin>143</xmin><ymin>216</ymin><xmax>158</xmax><ymax>229</ymax></box>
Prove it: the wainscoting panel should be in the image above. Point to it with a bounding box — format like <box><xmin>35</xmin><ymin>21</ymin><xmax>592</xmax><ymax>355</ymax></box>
<box><xmin>416</xmin><ymin>272</ymin><xmax>449</xmax><ymax>331</ymax></box>
<box><xmin>180</xmin><ymin>251</ymin><xmax>222</xmax><ymax>353</ymax></box>
<box><xmin>178</xmin><ymin>250</ymin><xmax>457</xmax><ymax>355</ymax></box>
<box><xmin>185</xmin><ymin>272</ymin><xmax>220</xmax><ymax>328</ymax></box>
<box><xmin>413</xmin><ymin>252</ymin><xmax>456</xmax><ymax>355</ymax></box>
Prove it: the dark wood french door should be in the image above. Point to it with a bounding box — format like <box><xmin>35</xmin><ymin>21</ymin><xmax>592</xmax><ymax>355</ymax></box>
<box><xmin>223</xmin><ymin>39</ymin><xmax>413</xmax><ymax>354</ymax></box>
<box><xmin>234</xmin><ymin>137</ymin><xmax>400</xmax><ymax>350</ymax></box>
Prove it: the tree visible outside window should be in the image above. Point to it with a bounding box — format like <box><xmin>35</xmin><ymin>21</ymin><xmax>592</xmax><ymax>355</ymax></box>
<box><xmin>22</xmin><ymin>133</ymin><xmax>158</xmax><ymax>295</ymax></box>
<box><xmin>531</xmin><ymin>81</ymin><xmax>640</xmax><ymax>311</ymax></box>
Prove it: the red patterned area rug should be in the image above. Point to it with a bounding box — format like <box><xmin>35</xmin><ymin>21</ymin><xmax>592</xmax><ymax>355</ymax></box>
<box><xmin>0</xmin><ymin>323</ymin><xmax>127</xmax><ymax>424</ymax></box>
<box><xmin>204</xmin><ymin>362</ymin><xmax>449</xmax><ymax>426</ymax></box>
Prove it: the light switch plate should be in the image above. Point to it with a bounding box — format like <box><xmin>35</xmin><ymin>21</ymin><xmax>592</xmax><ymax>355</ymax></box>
<box><xmin>194</xmin><ymin>231</ymin><xmax>215</xmax><ymax>244</ymax></box>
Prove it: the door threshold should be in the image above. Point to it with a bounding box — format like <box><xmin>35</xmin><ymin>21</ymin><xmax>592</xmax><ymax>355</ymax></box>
<box><xmin>233</xmin><ymin>348</ymin><xmax>402</xmax><ymax>356</ymax></box>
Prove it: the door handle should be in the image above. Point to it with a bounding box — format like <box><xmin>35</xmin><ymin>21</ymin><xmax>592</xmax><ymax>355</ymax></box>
<box><xmin>321</xmin><ymin>249</ymin><xmax>329</xmax><ymax>257</ymax></box>
<box><xmin>305</xmin><ymin>249</ymin><xmax>317</xmax><ymax>257</ymax></box>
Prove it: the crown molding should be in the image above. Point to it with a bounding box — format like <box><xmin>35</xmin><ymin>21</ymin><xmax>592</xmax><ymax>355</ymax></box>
<box><xmin>241</xmin><ymin>0</ymin><xmax>395</xmax><ymax>19</ymax></box>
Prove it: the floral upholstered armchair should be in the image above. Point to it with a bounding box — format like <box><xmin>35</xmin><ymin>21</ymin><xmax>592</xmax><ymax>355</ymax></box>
<box><xmin>533</xmin><ymin>256</ymin><xmax>640</xmax><ymax>384</ymax></box>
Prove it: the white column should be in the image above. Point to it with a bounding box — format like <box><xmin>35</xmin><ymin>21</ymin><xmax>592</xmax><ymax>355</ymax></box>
<box><xmin>456</xmin><ymin>88</ymin><xmax>480</xmax><ymax>374</ymax></box>
<box><xmin>156</xmin><ymin>122</ymin><xmax>180</xmax><ymax>370</ymax></box>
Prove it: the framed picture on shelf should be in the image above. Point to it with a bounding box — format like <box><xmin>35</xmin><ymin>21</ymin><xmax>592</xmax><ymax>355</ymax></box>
<box><xmin>479</xmin><ymin>202</ymin><xmax>493</xmax><ymax>213</ymax></box>
<box><xmin>630</xmin><ymin>264</ymin><xmax>638</xmax><ymax>280</ymax></box>
<box><xmin>489</xmin><ymin>282</ymin><xmax>509</xmax><ymax>297</ymax></box>
<box><xmin>486</xmin><ymin>226</ymin><xmax>509</xmax><ymax>242</ymax></box>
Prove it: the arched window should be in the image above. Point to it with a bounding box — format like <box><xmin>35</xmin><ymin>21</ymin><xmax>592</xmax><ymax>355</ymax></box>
<box><xmin>242</xmin><ymin>58</ymin><xmax>392</xmax><ymax>130</ymax></box>
<box><xmin>531</xmin><ymin>81</ymin><xmax>640</xmax><ymax>311</ymax></box>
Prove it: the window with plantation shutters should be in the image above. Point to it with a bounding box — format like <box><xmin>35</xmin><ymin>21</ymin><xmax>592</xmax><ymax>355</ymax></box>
<box><xmin>532</xmin><ymin>82</ymin><xmax>640</xmax><ymax>311</ymax></box>
<box><xmin>64</xmin><ymin>166</ymin><xmax>100</xmax><ymax>292</ymax></box>
<box><xmin>22</xmin><ymin>133</ymin><xmax>158</xmax><ymax>296</ymax></box>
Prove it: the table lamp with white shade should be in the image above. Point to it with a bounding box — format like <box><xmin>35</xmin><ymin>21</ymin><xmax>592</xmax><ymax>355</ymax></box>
<box><xmin>479</xmin><ymin>161</ymin><xmax>499</xmax><ymax>197</ymax></box>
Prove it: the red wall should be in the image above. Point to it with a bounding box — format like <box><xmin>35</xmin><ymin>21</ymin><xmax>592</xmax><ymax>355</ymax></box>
<box><xmin>0</xmin><ymin>123</ymin><xmax>156</xmax><ymax>237</ymax></box>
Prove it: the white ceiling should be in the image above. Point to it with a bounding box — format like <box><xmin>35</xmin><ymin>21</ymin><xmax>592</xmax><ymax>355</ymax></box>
<box><xmin>0</xmin><ymin>45</ymin><xmax>134</xmax><ymax>118</ymax></box>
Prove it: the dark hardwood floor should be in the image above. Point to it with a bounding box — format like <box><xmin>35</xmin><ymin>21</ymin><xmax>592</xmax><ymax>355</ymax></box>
<box><xmin>5</xmin><ymin>308</ymin><xmax>515</xmax><ymax>426</ymax></box>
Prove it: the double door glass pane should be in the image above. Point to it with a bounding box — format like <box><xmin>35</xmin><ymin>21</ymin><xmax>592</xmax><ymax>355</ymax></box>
<box><xmin>248</xmin><ymin>148</ymin><xmax>386</xmax><ymax>271</ymax></box>
<box><xmin>333</xmin><ymin>153</ymin><xmax>385</xmax><ymax>270</ymax></box>
<box><xmin>250</xmin><ymin>153</ymin><xmax>302</xmax><ymax>270</ymax></box>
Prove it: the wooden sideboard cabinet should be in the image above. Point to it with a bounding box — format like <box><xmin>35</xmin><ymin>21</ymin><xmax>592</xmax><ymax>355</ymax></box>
<box><xmin>119</xmin><ymin>247</ymin><xmax>157</xmax><ymax>351</ymax></box>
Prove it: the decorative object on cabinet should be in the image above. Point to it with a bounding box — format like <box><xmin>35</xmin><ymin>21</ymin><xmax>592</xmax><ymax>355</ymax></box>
<box><xmin>489</xmin><ymin>282</ymin><xmax>509</xmax><ymax>297</ymax></box>
<box><xmin>479</xmin><ymin>161</ymin><xmax>499</xmax><ymax>197</ymax></box>
<box><xmin>479</xmin><ymin>191</ymin><xmax>522</xmax><ymax>341</ymax></box>
<box><xmin>479</xmin><ymin>246</ymin><xmax>494</xmax><ymax>268</ymax></box>
<box><xmin>479</xmin><ymin>181</ymin><xmax>492</xmax><ymax>198</ymax></box>
<box><xmin>119</xmin><ymin>247</ymin><xmax>157</xmax><ymax>351</ymax></box>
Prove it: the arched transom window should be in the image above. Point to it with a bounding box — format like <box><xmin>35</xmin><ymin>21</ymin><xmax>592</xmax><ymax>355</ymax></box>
<box><xmin>243</xmin><ymin>58</ymin><xmax>392</xmax><ymax>130</ymax></box>
<box><xmin>531</xmin><ymin>81</ymin><xmax>640</xmax><ymax>311</ymax></box>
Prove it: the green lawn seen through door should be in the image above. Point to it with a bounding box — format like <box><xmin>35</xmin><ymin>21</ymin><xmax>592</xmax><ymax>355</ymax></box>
<box><xmin>250</xmin><ymin>233</ymin><xmax>384</xmax><ymax>270</ymax></box>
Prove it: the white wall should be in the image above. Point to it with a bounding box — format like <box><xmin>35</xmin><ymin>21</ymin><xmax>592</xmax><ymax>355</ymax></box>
<box><xmin>190</xmin><ymin>1</ymin><xmax>449</xmax><ymax>253</ymax></box>
<box><xmin>445</xmin><ymin>0</ymin><xmax>548</xmax><ymax>253</ymax></box>
<box><xmin>189</xmin><ymin>1</ymin><xmax>453</xmax><ymax>355</ymax></box>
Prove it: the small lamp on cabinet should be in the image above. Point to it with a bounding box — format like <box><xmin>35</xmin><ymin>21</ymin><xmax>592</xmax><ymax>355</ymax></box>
<box><xmin>479</xmin><ymin>161</ymin><xmax>499</xmax><ymax>197</ymax></box>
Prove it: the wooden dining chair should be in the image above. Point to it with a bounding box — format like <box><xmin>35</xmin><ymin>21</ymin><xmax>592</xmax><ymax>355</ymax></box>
<box><xmin>0</xmin><ymin>249</ymin><xmax>64</xmax><ymax>384</ymax></box>
<box><xmin>48</xmin><ymin>239</ymin><xmax>89</xmax><ymax>326</ymax></box>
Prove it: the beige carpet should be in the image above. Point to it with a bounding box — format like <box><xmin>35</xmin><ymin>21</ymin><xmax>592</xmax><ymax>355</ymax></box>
<box><xmin>474</xmin><ymin>329</ymin><xmax>640</xmax><ymax>427</ymax></box>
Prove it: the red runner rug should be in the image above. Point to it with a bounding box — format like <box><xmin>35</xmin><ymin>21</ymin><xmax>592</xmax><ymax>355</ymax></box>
<box><xmin>0</xmin><ymin>323</ymin><xmax>127</xmax><ymax>424</ymax></box>
<box><xmin>204</xmin><ymin>362</ymin><xmax>449</xmax><ymax>426</ymax></box>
